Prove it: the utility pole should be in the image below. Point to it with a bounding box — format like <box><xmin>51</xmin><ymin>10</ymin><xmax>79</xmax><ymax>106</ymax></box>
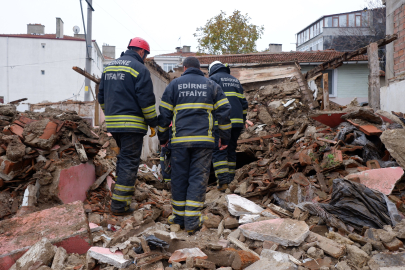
<box><xmin>84</xmin><ymin>0</ymin><xmax>93</xmax><ymax>101</ymax></box>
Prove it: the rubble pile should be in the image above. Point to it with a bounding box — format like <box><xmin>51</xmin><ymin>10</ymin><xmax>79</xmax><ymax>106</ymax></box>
<box><xmin>0</xmin><ymin>104</ymin><xmax>117</xmax><ymax>219</ymax></box>
<box><xmin>240</xmin><ymin>77</ymin><xmax>319</xmax><ymax>142</ymax></box>
<box><xmin>4</xmin><ymin>83</ymin><xmax>405</xmax><ymax>269</ymax></box>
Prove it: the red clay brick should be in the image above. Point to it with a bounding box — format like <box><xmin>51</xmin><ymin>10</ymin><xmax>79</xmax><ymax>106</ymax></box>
<box><xmin>0</xmin><ymin>201</ymin><xmax>92</xmax><ymax>270</ymax></box>
<box><xmin>9</xmin><ymin>124</ymin><xmax>23</xmax><ymax>139</ymax></box>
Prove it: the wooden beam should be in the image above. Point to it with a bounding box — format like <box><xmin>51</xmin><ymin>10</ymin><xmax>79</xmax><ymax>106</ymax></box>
<box><xmin>237</xmin><ymin>130</ymin><xmax>297</xmax><ymax>144</ymax></box>
<box><xmin>72</xmin><ymin>66</ymin><xmax>101</xmax><ymax>84</ymax></box>
<box><xmin>322</xmin><ymin>73</ymin><xmax>330</xmax><ymax>111</ymax></box>
<box><xmin>367</xmin><ymin>43</ymin><xmax>380</xmax><ymax>111</ymax></box>
<box><xmin>306</xmin><ymin>34</ymin><xmax>398</xmax><ymax>80</ymax></box>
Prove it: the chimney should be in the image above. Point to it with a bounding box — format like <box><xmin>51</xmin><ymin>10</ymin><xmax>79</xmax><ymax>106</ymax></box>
<box><xmin>182</xmin><ymin>45</ymin><xmax>191</xmax><ymax>53</ymax></box>
<box><xmin>175</xmin><ymin>47</ymin><xmax>181</xmax><ymax>53</ymax></box>
<box><xmin>268</xmin><ymin>43</ymin><xmax>282</xmax><ymax>53</ymax></box>
<box><xmin>56</xmin><ymin>18</ymin><xmax>64</xmax><ymax>38</ymax></box>
<box><xmin>102</xmin><ymin>44</ymin><xmax>116</xmax><ymax>59</ymax></box>
<box><xmin>27</xmin><ymin>24</ymin><xmax>45</xmax><ymax>35</ymax></box>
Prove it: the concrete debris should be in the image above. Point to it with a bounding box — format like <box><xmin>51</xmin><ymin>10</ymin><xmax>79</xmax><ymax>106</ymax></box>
<box><xmin>88</xmin><ymin>247</ymin><xmax>132</xmax><ymax>268</ymax></box>
<box><xmin>168</xmin><ymin>247</ymin><xmax>208</xmax><ymax>263</ymax></box>
<box><xmin>51</xmin><ymin>247</ymin><xmax>68</xmax><ymax>270</ymax></box>
<box><xmin>9</xmin><ymin>238</ymin><xmax>57</xmax><ymax>270</ymax></box>
<box><xmin>226</xmin><ymin>194</ymin><xmax>264</xmax><ymax>216</ymax></box>
<box><xmin>239</xmin><ymin>219</ymin><xmax>309</xmax><ymax>246</ymax></box>
<box><xmin>381</xmin><ymin>129</ymin><xmax>405</xmax><ymax>169</ymax></box>
<box><xmin>344</xmin><ymin>167</ymin><xmax>404</xmax><ymax>195</ymax></box>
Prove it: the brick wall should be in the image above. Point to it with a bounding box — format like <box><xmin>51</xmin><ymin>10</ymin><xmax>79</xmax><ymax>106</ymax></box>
<box><xmin>393</xmin><ymin>4</ymin><xmax>405</xmax><ymax>76</ymax></box>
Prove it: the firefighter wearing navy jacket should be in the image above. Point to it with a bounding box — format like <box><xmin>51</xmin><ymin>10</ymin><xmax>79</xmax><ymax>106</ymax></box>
<box><xmin>98</xmin><ymin>37</ymin><xmax>158</xmax><ymax>216</ymax></box>
<box><xmin>158</xmin><ymin>57</ymin><xmax>231</xmax><ymax>234</ymax></box>
<box><xmin>209</xmin><ymin>61</ymin><xmax>248</xmax><ymax>191</ymax></box>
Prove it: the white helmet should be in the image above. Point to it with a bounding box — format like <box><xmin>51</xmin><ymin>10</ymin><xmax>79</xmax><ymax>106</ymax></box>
<box><xmin>208</xmin><ymin>61</ymin><xmax>223</xmax><ymax>73</ymax></box>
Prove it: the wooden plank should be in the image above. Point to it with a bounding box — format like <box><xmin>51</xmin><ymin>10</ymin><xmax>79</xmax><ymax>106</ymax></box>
<box><xmin>367</xmin><ymin>43</ymin><xmax>380</xmax><ymax>111</ymax></box>
<box><xmin>323</xmin><ymin>73</ymin><xmax>330</xmax><ymax>111</ymax></box>
<box><xmin>237</xmin><ymin>65</ymin><xmax>298</xmax><ymax>84</ymax></box>
<box><xmin>305</xmin><ymin>34</ymin><xmax>398</xmax><ymax>80</ymax></box>
<box><xmin>316</xmin><ymin>173</ymin><xmax>329</xmax><ymax>193</ymax></box>
<box><xmin>72</xmin><ymin>66</ymin><xmax>101</xmax><ymax>84</ymax></box>
<box><xmin>141</xmin><ymin>237</ymin><xmax>151</xmax><ymax>253</ymax></box>
<box><xmin>237</xmin><ymin>130</ymin><xmax>297</xmax><ymax>144</ymax></box>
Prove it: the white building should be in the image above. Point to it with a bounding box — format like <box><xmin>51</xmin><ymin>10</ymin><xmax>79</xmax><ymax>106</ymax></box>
<box><xmin>0</xmin><ymin>18</ymin><xmax>104</xmax><ymax>111</ymax></box>
<box><xmin>153</xmin><ymin>45</ymin><xmax>196</xmax><ymax>72</ymax></box>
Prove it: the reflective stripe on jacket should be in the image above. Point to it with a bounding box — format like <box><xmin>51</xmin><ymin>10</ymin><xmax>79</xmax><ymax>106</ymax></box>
<box><xmin>209</xmin><ymin>64</ymin><xmax>248</xmax><ymax>128</ymax></box>
<box><xmin>158</xmin><ymin>68</ymin><xmax>231</xmax><ymax>149</ymax></box>
<box><xmin>98</xmin><ymin>50</ymin><xmax>157</xmax><ymax>133</ymax></box>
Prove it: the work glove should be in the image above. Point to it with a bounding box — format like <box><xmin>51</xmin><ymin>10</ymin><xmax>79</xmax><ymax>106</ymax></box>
<box><xmin>149</xmin><ymin>127</ymin><xmax>156</xmax><ymax>137</ymax></box>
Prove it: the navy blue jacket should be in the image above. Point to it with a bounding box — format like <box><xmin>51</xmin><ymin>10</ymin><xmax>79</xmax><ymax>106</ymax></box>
<box><xmin>98</xmin><ymin>50</ymin><xmax>157</xmax><ymax>133</ymax></box>
<box><xmin>209</xmin><ymin>64</ymin><xmax>248</xmax><ymax>128</ymax></box>
<box><xmin>158</xmin><ymin>68</ymin><xmax>231</xmax><ymax>149</ymax></box>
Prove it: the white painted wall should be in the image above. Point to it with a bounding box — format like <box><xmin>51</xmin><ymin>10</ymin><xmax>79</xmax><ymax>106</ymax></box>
<box><xmin>0</xmin><ymin>37</ymin><xmax>103</xmax><ymax>111</ymax></box>
<box><xmin>153</xmin><ymin>56</ymin><xmax>181</xmax><ymax>72</ymax></box>
<box><xmin>381</xmin><ymin>80</ymin><xmax>405</xmax><ymax>113</ymax></box>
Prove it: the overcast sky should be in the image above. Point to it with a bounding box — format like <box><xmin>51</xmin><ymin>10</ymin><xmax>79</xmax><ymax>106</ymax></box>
<box><xmin>2</xmin><ymin>0</ymin><xmax>371</xmax><ymax>57</ymax></box>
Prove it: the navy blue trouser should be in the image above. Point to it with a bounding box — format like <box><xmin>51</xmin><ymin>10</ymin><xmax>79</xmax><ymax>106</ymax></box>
<box><xmin>160</xmin><ymin>143</ymin><xmax>171</xmax><ymax>183</ymax></box>
<box><xmin>212</xmin><ymin>127</ymin><xmax>243</xmax><ymax>185</ymax></box>
<box><xmin>111</xmin><ymin>132</ymin><xmax>144</xmax><ymax>212</ymax></box>
<box><xmin>171</xmin><ymin>147</ymin><xmax>212</xmax><ymax>231</ymax></box>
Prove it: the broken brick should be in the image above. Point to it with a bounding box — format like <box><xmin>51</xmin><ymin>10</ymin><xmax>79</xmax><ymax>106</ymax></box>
<box><xmin>0</xmin><ymin>201</ymin><xmax>92</xmax><ymax>270</ymax></box>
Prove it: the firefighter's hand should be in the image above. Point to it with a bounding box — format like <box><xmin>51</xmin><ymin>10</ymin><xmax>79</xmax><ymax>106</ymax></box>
<box><xmin>219</xmin><ymin>138</ymin><xmax>228</xmax><ymax>151</ymax></box>
<box><xmin>149</xmin><ymin>127</ymin><xmax>156</xmax><ymax>137</ymax></box>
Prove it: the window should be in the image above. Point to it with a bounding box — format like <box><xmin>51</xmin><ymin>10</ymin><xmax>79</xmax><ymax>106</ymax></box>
<box><xmin>325</xmin><ymin>17</ymin><xmax>332</xmax><ymax>27</ymax></box>
<box><xmin>320</xmin><ymin>21</ymin><xmax>323</xmax><ymax>33</ymax></box>
<box><xmin>339</xmin><ymin>15</ymin><xmax>347</xmax><ymax>27</ymax></box>
<box><xmin>41</xmin><ymin>70</ymin><xmax>45</xmax><ymax>75</ymax></box>
<box><xmin>349</xmin><ymin>14</ymin><xmax>355</xmax><ymax>27</ymax></box>
<box><xmin>333</xmin><ymin>17</ymin><xmax>339</xmax><ymax>27</ymax></box>
<box><xmin>355</xmin><ymin>13</ymin><xmax>362</xmax><ymax>26</ymax></box>
<box><xmin>163</xmin><ymin>63</ymin><xmax>177</xmax><ymax>72</ymax></box>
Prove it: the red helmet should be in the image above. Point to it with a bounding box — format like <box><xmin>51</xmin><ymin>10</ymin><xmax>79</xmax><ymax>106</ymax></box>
<box><xmin>128</xmin><ymin>37</ymin><xmax>150</xmax><ymax>54</ymax></box>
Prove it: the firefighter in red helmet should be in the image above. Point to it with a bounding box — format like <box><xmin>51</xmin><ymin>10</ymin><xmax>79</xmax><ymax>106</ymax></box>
<box><xmin>98</xmin><ymin>37</ymin><xmax>157</xmax><ymax>215</ymax></box>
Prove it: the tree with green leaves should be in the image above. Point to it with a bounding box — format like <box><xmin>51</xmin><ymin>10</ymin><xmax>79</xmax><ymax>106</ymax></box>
<box><xmin>194</xmin><ymin>10</ymin><xmax>264</xmax><ymax>55</ymax></box>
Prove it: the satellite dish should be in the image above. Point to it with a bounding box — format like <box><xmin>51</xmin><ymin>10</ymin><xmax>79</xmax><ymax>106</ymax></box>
<box><xmin>73</xmin><ymin>26</ymin><xmax>80</xmax><ymax>34</ymax></box>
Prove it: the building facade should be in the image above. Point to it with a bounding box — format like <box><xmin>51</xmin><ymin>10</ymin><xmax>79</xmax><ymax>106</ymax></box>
<box><xmin>296</xmin><ymin>8</ymin><xmax>386</xmax><ymax>52</ymax></box>
<box><xmin>153</xmin><ymin>45</ymin><xmax>196</xmax><ymax>72</ymax></box>
<box><xmin>380</xmin><ymin>0</ymin><xmax>405</xmax><ymax>113</ymax></box>
<box><xmin>0</xmin><ymin>18</ymin><xmax>104</xmax><ymax>111</ymax></box>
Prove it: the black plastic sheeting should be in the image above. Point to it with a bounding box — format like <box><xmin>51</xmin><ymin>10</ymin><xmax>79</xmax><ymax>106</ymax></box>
<box><xmin>134</xmin><ymin>235</ymin><xmax>169</xmax><ymax>254</ymax></box>
<box><xmin>320</xmin><ymin>178</ymin><xmax>401</xmax><ymax>231</ymax></box>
